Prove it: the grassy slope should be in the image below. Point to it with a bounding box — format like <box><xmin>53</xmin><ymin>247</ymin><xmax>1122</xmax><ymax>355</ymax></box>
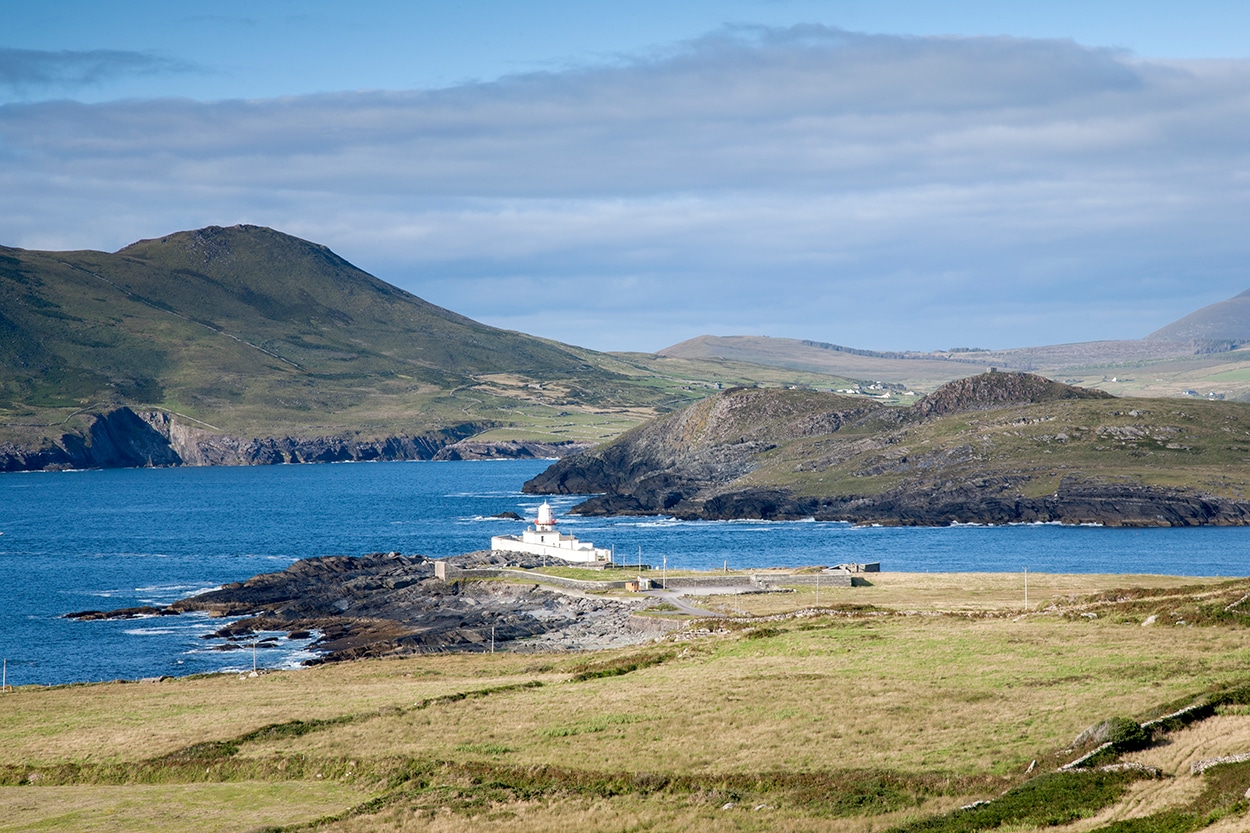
<box><xmin>760</xmin><ymin>392</ymin><xmax>1250</xmax><ymax>502</ymax></box>
<box><xmin>0</xmin><ymin>227</ymin><xmax>850</xmax><ymax>448</ymax></box>
<box><xmin>569</xmin><ymin>381</ymin><xmax>1250</xmax><ymax>506</ymax></box>
<box><xmin>3</xmin><ymin>574</ymin><xmax>1250</xmax><ymax>831</ymax></box>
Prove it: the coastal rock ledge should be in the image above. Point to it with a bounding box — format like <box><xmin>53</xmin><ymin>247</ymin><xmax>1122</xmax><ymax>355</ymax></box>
<box><xmin>0</xmin><ymin>408</ymin><xmax>590</xmax><ymax>471</ymax></box>
<box><xmin>524</xmin><ymin>373</ymin><xmax>1250</xmax><ymax>527</ymax></box>
<box><xmin>68</xmin><ymin>552</ymin><xmax>658</xmax><ymax>662</ymax></box>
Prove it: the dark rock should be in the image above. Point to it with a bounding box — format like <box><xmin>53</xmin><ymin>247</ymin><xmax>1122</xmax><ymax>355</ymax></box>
<box><xmin>433</xmin><ymin>439</ymin><xmax>592</xmax><ymax>461</ymax></box>
<box><xmin>493</xmin><ymin>511</ymin><xmax>524</xmax><ymax>520</ymax></box>
<box><xmin>147</xmin><ymin>551</ymin><xmax>648</xmax><ymax>663</ymax></box>
<box><xmin>65</xmin><ymin>606</ymin><xmax>179</xmax><ymax>621</ymax></box>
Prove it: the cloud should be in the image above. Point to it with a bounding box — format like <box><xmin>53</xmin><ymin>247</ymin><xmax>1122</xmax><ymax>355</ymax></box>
<box><xmin>0</xmin><ymin>47</ymin><xmax>199</xmax><ymax>96</ymax></box>
<box><xmin>2</xmin><ymin>25</ymin><xmax>1248</xmax><ymax>351</ymax></box>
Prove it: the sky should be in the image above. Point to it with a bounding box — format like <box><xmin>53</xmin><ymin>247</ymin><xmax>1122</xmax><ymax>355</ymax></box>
<box><xmin>2</xmin><ymin>2</ymin><xmax>1249</xmax><ymax>353</ymax></box>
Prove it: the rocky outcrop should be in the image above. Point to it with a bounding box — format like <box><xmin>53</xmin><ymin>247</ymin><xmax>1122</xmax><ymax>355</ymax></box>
<box><xmin>144</xmin><ymin>411</ymin><xmax>484</xmax><ymax>467</ymax></box>
<box><xmin>0</xmin><ymin>407</ymin><xmax>182</xmax><ymax>471</ymax></box>
<box><xmin>525</xmin><ymin>374</ymin><xmax>1250</xmax><ymax>527</ymax></box>
<box><xmin>0</xmin><ymin>408</ymin><xmax>586</xmax><ymax>471</ymax></box>
<box><xmin>910</xmin><ymin>371</ymin><xmax>1112</xmax><ymax>418</ymax></box>
<box><xmin>432</xmin><ymin>439</ymin><xmax>594</xmax><ymax>460</ymax></box>
<box><xmin>525</xmin><ymin>386</ymin><xmax>890</xmax><ymax>514</ymax></box>
<box><xmin>71</xmin><ymin>552</ymin><xmax>653</xmax><ymax>661</ymax></box>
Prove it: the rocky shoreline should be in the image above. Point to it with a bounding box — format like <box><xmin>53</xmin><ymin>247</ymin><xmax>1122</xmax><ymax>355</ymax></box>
<box><xmin>557</xmin><ymin>478</ymin><xmax>1250</xmax><ymax>527</ymax></box>
<box><xmin>0</xmin><ymin>407</ymin><xmax>591</xmax><ymax>471</ymax></box>
<box><xmin>67</xmin><ymin>551</ymin><xmax>668</xmax><ymax>662</ymax></box>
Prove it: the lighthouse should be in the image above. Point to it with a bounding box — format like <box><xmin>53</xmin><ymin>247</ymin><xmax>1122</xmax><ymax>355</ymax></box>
<box><xmin>490</xmin><ymin>502</ymin><xmax>612</xmax><ymax>563</ymax></box>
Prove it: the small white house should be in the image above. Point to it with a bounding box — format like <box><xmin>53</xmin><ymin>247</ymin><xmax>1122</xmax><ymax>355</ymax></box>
<box><xmin>491</xmin><ymin>502</ymin><xmax>612</xmax><ymax>564</ymax></box>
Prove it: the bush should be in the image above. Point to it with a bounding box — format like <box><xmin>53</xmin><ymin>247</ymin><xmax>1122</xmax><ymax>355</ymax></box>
<box><xmin>1106</xmin><ymin>717</ymin><xmax>1152</xmax><ymax>752</ymax></box>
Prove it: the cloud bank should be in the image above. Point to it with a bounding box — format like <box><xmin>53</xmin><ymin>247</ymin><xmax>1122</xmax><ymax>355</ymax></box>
<box><xmin>2</xmin><ymin>26</ymin><xmax>1248</xmax><ymax>351</ymax></box>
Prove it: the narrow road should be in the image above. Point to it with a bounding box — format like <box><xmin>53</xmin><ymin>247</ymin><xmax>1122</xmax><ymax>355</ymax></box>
<box><xmin>642</xmin><ymin>589</ymin><xmax>725</xmax><ymax>617</ymax></box>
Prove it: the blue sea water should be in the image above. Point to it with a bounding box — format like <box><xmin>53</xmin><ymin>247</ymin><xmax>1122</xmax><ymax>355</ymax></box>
<box><xmin>1</xmin><ymin>459</ymin><xmax>1248</xmax><ymax>686</ymax></box>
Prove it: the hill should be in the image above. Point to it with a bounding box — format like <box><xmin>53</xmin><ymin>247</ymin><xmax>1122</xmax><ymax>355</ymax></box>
<box><xmin>1146</xmin><ymin>288</ymin><xmax>1250</xmax><ymax>343</ymax></box>
<box><xmin>525</xmin><ymin>371</ymin><xmax>1250</xmax><ymax>526</ymax></box>
<box><xmin>0</xmin><ymin>226</ymin><xmax>850</xmax><ymax>470</ymax></box>
<box><xmin>658</xmin><ymin>334</ymin><xmax>993</xmax><ymax>386</ymax></box>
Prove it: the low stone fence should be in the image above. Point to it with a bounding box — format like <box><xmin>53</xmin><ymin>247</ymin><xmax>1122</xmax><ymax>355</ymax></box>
<box><xmin>755</xmin><ymin>572</ymin><xmax>854</xmax><ymax>588</ymax></box>
<box><xmin>1191</xmin><ymin>752</ymin><xmax>1250</xmax><ymax>775</ymax></box>
<box><xmin>662</xmin><ymin>576</ymin><xmax>757</xmax><ymax>589</ymax></box>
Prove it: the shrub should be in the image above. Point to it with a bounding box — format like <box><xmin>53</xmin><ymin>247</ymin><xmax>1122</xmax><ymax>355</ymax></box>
<box><xmin>1106</xmin><ymin>717</ymin><xmax>1152</xmax><ymax>752</ymax></box>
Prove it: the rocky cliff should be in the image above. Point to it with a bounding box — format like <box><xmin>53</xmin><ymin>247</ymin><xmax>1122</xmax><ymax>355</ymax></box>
<box><xmin>525</xmin><ymin>373</ymin><xmax>1250</xmax><ymax>527</ymax></box>
<box><xmin>0</xmin><ymin>407</ymin><xmax>586</xmax><ymax>471</ymax></box>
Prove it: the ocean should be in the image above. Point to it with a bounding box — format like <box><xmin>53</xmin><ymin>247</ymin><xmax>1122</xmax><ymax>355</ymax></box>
<box><xmin>1</xmin><ymin>459</ymin><xmax>1247</xmax><ymax>685</ymax></box>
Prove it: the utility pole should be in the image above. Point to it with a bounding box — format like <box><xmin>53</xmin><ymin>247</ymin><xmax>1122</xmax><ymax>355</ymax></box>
<box><xmin>491</xmin><ymin>625</ymin><xmax>496</xmax><ymax>654</ymax></box>
<box><xmin>1024</xmin><ymin>567</ymin><xmax>1029</xmax><ymax>610</ymax></box>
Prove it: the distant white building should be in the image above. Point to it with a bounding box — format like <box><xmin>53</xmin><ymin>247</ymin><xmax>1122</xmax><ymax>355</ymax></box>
<box><xmin>491</xmin><ymin>502</ymin><xmax>613</xmax><ymax>564</ymax></box>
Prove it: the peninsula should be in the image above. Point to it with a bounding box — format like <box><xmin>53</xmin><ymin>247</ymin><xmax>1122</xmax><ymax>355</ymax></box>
<box><xmin>525</xmin><ymin>372</ymin><xmax>1250</xmax><ymax>527</ymax></box>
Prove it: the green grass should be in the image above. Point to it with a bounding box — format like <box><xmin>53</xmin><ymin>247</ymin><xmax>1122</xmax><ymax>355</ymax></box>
<box><xmin>6</xmin><ymin>574</ymin><xmax>1250</xmax><ymax>831</ymax></box>
<box><xmin>889</xmin><ymin>769</ymin><xmax>1151</xmax><ymax>833</ymax></box>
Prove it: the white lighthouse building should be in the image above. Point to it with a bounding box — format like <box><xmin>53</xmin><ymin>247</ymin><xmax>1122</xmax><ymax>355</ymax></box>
<box><xmin>490</xmin><ymin>502</ymin><xmax>612</xmax><ymax>563</ymax></box>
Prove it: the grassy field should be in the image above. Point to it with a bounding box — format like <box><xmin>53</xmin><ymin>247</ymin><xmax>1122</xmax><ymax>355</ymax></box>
<box><xmin>4</xmin><ymin>572</ymin><xmax>1250</xmax><ymax>832</ymax></box>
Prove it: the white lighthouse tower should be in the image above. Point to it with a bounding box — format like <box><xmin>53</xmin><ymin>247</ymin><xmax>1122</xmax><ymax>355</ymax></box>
<box><xmin>490</xmin><ymin>502</ymin><xmax>612</xmax><ymax>563</ymax></box>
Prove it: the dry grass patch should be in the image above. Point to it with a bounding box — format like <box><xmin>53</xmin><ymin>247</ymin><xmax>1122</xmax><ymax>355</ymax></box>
<box><xmin>0</xmin><ymin>654</ymin><xmax>557</xmax><ymax>766</ymax></box>
<box><xmin>0</xmin><ymin>781</ymin><xmax>363</xmax><ymax>833</ymax></box>
<box><xmin>318</xmin><ymin>792</ymin><xmax>973</xmax><ymax>833</ymax></box>
<box><xmin>239</xmin><ymin>615</ymin><xmax>1250</xmax><ymax>777</ymax></box>
<box><xmin>717</xmin><ymin>573</ymin><xmax>1208</xmax><ymax>617</ymax></box>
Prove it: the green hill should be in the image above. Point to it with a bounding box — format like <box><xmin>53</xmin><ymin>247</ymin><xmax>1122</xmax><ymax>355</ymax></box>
<box><xmin>1</xmin><ymin>225</ymin><xmax>625</xmax><ymax>422</ymax></box>
<box><xmin>526</xmin><ymin>371</ymin><xmax>1250</xmax><ymax>526</ymax></box>
<box><xmin>0</xmin><ymin>225</ymin><xmax>854</xmax><ymax>469</ymax></box>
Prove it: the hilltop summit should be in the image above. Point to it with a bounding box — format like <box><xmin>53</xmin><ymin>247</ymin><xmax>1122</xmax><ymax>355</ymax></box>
<box><xmin>911</xmin><ymin>372</ymin><xmax>1112</xmax><ymax>418</ymax></box>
